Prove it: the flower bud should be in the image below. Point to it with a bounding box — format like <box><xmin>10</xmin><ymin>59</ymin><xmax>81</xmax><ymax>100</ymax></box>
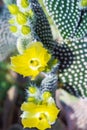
<box><xmin>81</xmin><ymin>0</ymin><xmax>87</xmax><ymax>7</ymax></box>
<box><xmin>21</xmin><ymin>25</ymin><xmax>31</xmax><ymax>35</ymax></box>
<box><xmin>8</xmin><ymin>4</ymin><xmax>19</xmax><ymax>15</ymax></box>
<box><xmin>21</xmin><ymin>0</ymin><xmax>29</xmax><ymax>8</ymax></box>
<box><xmin>17</xmin><ymin>12</ymin><xmax>27</xmax><ymax>25</ymax></box>
<box><xmin>10</xmin><ymin>26</ymin><xmax>17</xmax><ymax>33</ymax></box>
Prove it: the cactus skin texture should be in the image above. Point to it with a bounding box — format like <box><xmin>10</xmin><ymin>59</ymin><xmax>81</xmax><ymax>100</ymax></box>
<box><xmin>0</xmin><ymin>5</ymin><xmax>16</xmax><ymax>61</ymax></box>
<box><xmin>28</xmin><ymin>0</ymin><xmax>87</xmax><ymax>98</ymax></box>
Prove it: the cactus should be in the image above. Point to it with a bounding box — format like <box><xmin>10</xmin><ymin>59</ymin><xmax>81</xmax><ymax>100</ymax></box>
<box><xmin>36</xmin><ymin>0</ymin><xmax>87</xmax><ymax>97</ymax></box>
<box><xmin>0</xmin><ymin>5</ymin><xmax>16</xmax><ymax>61</ymax></box>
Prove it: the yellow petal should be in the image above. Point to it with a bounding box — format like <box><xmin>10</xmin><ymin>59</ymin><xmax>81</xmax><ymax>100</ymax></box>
<box><xmin>22</xmin><ymin>113</ymin><xmax>51</xmax><ymax>130</ymax></box>
<box><xmin>37</xmin><ymin>113</ymin><xmax>51</xmax><ymax>130</ymax></box>
<box><xmin>22</xmin><ymin>118</ymin><xmax>38</xmax><ymax>128</ymax></box>
<box><xmin>11</xmin><ymin>42</ymin><xmax>51</xmax><ymax>78</ymax></box>
<box><xmin>21</xmin><ymin>102</ymin><xmax>36</xmax><ymax>111</ymax></box>
<box><xmin>46</xmin><ymin>105</ymin><xmax>60</xmax><ymax>124</ymax></box>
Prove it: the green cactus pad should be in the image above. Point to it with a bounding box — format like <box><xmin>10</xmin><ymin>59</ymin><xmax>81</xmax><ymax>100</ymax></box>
<box><xmin>30</xmin><ymin>0</ymin><xmax>54</xmax><ymax>50</ymax></box>
<box><xmin>43</xmin><ymin>0</ymin><xmax>81</xmax><ymax>39</ymax></box>
<box><xmin>53</xmin><ymin>40</ymin><xmax>87</xmax><ymax>97</ymax></box>
<box><xmin>74</xmin><ymin>11</ymin><xmax>87</xmax><ymax>38</ymax></box>
<box><xmin>29</xmin><ymin>1</ymin><xmax>87</xmax><ymax>98</ymax></box>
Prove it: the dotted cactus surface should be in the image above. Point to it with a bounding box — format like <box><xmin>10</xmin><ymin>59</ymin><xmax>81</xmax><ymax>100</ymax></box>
<box><xmin>43</xmin><ymin>0</ymin><xmax>81</xmax><ymax>39</ymax></box>
<box><xmin>43</xmin><ymin>0</ymin><xmax>87</xmax><ymax>39</ymax></box>
<box><xmin>30</xmin><ymin>0</ymin><xmax>54</xmax><ymax>50</ymax></box>
<box><xmin>30</xmin><ymin>0</ymin><xmax>87</xmax><ymax>97</ymax></box>
<box><xmin>53</xmin><ymin>40</ymin><xmax>87</xmax><ymax>97</ymax></box>
<box><xmin>74</xmin><ymin>11</ymin><xmax>87</xmax><ymax>38</ymax></box>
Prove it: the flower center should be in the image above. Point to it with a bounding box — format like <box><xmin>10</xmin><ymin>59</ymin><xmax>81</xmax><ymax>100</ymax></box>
<box><xmin>30</xmin><ymin>59</ymin><xmax>39</xmax><ymax>66</ymax></box>
<box><xmin>39</xmin><ymin>113</ymin><xmax>47</xmax><ymax>121</ymax></box>
<box><xmin>29</xmin><ymin>58</ymin><xmax>40</xmax><ymax>70</ymax></box>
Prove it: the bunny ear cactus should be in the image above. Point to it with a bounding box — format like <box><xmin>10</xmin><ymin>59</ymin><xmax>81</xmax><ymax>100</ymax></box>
<box><xmin>58</xmin><ymin>39</ymin><xmax>87</xmax><ymax>97</ymax></box>
<box><xmin>30</xmin><ymin>0</ymin><xmax>55</xmax><ymax>50</ymax></box>
<box><xmin>41</xmin><ymin>0</ymin><xmax>87</xmax><ymax>39</ymax></box>
<box><xmin>74</xmin><ymin>0</ymin><xmax>87</xmax><ymax>38</ymax></box>
<box><xmin>35</xmin><ymin>0</ymin><xmax>87</xmax><ymax>98</ymax></box>
<box><xmin>74</xmin><ymin>11</ymin><xmax>87</xmax><ymax>38</ymax></box>
<box><xmin>42</xmin><ymin>0</ymin><xmax>81</xmax><ymax>39</ymax></box>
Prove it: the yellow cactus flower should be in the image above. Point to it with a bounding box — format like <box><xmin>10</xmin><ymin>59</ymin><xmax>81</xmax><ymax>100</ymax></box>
<box><xmin>21</xmin><ymin>102</ymin><xmax>59</xmax><ymax>130</ymax></box>
<box><xmin>21</xmin><ymin>0</ymin><xmax>29</xmax><ymax>8</ymax></box>
<box><xmin>21</xmin><ymin>87</ymin><xmax>60</xmax><ymax>130</ymax></box>
<box><xmin>8</xmin><ymin>4</ymin><xmax>19</xmax><ymax>15</ymax></box>
<box><xmin>17</xmin><ymin>12</ymin><xmax>27</xmax><ymax>25</ymax></box>
<box><xmin>11</xmin><ymin>42</ymin><xmax>51</xmax><ymax>79</ymax></box>
<box><xmin>21</xmin><ymin>25</ymin><xmax>31</xmax><ymax>35</ymax></box>
<box><xmin>81</xmin><ymin>0</ymin><xmax>87</xmax><ymax>6</ymax></box>
<box><xmin>10</xmin><ymin>26</ymin><xmax>17</xmax><ymax>33</ymax></box>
